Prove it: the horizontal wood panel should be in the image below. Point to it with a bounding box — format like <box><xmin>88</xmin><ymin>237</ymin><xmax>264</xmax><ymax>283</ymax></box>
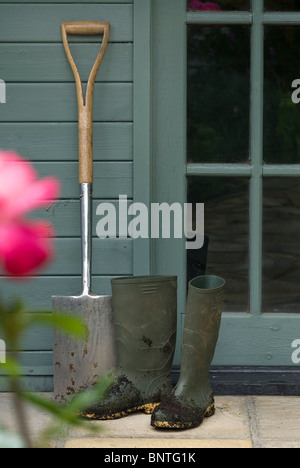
<box><xmin>0</xmin><ymin>123</ymin><xmax>133</xmax><ymax>161</ymax></box>
<box><xmin>31</xmin><ymin>200</ymin><xmax>131</xmax><ymax>237</ymax></box>
<box><xmin>33</xmin><ymin>162</ymin><xmax>132</xmax><ymax>198</ymax></box>
<box><xmin>0</xmin><ymin>83</ymin><xmax>133</xmax><ymax>122</ymax></box>
<box><xmin>10</xmin><ymin>327</ymin><xmax>52</xmax><ymax>353</ymax></box>
<box><xmin>0</xmin><ymin>351</ymin><xmax>52</xmax><ymax>370</ymax></box>
<box><xmin>0</xmin><ymin>238</ymin><xmax>132</xmax><ymax>277</ymax></box>
<box><xmin>0</xmin><ymin>352</ymin><xmax>53</xmax><ymax>391</ymax></box>
<box><xmin>0</xmin><ymin>276</ymin><xmax>115</xmax><ymax>311</ymax></box>
<box><xmin>0</xmin><ymin>43</ymin><xmax>133</xmax><ymax>83</ymax></box>
<box><xmin>0</xmin><ymin>376</ymin><xmax>53</xmax><ymax>391</ymax></box>
<box><xmin>0</xmin><ymin>4</ymin><xmax>133</xmax><ymax>43</ymax></box>
<box><xmin>0</xmin><ymin>366</ymin><xmax>52</xmax><ymax>377</ymax></box>
<box><xmin>213</xmin><ymin>313</ymin><xmax>300</xmax><ymax>367</ymax></box>
<box><xmin>43</xmin><ymin>238</ymin><xmax>132</xmax><ymax>276</ymax></box>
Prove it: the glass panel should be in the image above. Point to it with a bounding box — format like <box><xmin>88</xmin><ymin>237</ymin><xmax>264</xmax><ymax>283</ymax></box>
<box><xmin>187</xmin><ymin>177</ymin><xmax>249</xmax><ymax>312</ymax></box>
<box><xmin>265</xmin><ymin>0</ymin><xmax>300</xmax><ymax>11</ymax></box>
<box><xmin>264</xmin><ymin>26</ymin><xmax>300</xmax><ymax>164</ymax></box>
<box><xmin>188</xmin><ymin>0</ymin><xmax>251</xmax><ymax>11</ymax></box>
<box><xmin>187</xmin><ymin>25</ymin><xmax>251</xmax><ymax>163</ymax></box>
<box><xmin>263</xmin><ymin>178</ymin><xmax>300</xmax><ymax>313</ymax></box>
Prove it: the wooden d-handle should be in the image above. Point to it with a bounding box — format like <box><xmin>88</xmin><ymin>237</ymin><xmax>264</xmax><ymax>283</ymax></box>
<box><xmin>61</xmin><ymin>21</ymin><xmax>110</xmax><ymax>184</ymax></box>
<box><xmin>62</xmin><ymin>21</ymin><xmax>108</xmax><ymax>36</ymax></box>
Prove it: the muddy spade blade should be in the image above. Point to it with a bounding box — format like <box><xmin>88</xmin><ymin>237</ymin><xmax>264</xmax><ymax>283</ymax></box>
<box><xmin>52</xmin><ymin>294</ymin><xmax>116</xmax><ymax>401</ymax></box>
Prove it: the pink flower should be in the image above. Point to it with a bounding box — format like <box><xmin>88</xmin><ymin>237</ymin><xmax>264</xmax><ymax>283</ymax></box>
<box><xmin>189</xmin><ymin>0</ymin><xmax>221</xmax><ymax>11</ymax></box>
<box><xmin>0</xmin><ymin>151</ymin><xmax>60</xmax><ymax>277</ymax></box>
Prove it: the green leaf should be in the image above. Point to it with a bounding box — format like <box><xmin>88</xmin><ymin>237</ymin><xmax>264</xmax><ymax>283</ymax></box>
<box><xmin>0</xmin><ymin>357</ymin><xmax>22</xmax><ymax>378</ymax></box>
<box><xmin>23</xmin><ymin>373</ymin><xmax>113</xmax><ymax>427</ymax></box>
<box><xmin>23</xmin><ymin>393</ymin><xmax>64</xmax><ymax>418</ymax></box>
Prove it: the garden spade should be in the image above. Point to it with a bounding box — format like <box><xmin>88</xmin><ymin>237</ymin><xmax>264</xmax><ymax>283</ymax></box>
<box><xmin>52</xmin><ymin>21</ymin><xmax>117</xmax><ymax>401</ymax></box>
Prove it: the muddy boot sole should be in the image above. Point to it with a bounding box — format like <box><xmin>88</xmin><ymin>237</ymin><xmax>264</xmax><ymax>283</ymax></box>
<box><xmin>84</xmin><ymin>402</ymin><xmax>160</xmax><ymax>421</ymax></box>
<box><xmin>151</xmin><ymin>402</ymin><xmax>215</xmax><ymax>430</ymax></box>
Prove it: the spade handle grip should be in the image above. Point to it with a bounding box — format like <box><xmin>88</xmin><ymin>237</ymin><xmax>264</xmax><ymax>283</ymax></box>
<box><xmin>61</xmin><ymin>21</ymin><xmax>110</xmax><ymax>183</ymax></box>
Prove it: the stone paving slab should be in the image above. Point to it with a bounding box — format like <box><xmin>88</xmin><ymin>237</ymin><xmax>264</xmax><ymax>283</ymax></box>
<box><xmin>64</xmin><ymin>438</ymin><xmax>253</xmax><ymax>449</ymax></box>
<box><xmin>253</xmin><ymin>396</ymin><xmax>300</xmax><ymax>449</ymax></box>
<box><xmin>0</xmin><ymin>394</ymin><xmax>300</xmax><ymax>448</ymax></box>
<box><xmin>67</xmin><ymin>396</ymin><xmax>251</xmax><ymax>442</ymax></box>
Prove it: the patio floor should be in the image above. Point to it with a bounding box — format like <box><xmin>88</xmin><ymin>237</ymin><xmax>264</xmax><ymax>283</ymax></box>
<box><xmin>1</xmin><ymin>394</ymin><xmax>300</xmax><ymax>448</ymax></box>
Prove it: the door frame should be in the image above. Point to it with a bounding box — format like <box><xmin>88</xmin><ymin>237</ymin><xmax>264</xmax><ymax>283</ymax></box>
<box><xmin>133</xmin><ymin>0</ymin><xmax>300</xmax><ymax>383</ymax></box>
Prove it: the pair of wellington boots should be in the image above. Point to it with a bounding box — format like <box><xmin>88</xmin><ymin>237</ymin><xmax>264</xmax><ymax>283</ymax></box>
<box><xmin>82</xmin><ymin>274</ymin><xmax>225</xmax><ymax>430</ymax></box>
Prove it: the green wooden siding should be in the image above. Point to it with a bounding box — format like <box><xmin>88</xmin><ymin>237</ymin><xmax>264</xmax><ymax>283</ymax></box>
<box><xmin>0</xmin><ymin>124</ymin><xmax>133</xmax><ymax>161</ymax></box>
<box><xmin>0</xmin><ymin>4</ymin><xmax>133</xmax><ymax>42</ymax></box>
<box><xmin>0</xmin><ymin>84</ymin><xmax>132</xmax><ymax>121</ymax></box>
<box><xmin>0</xmin><ymin>0</ymin><xmax>133</xmax><ymax>390</ymax></box>
<box><xmin>0</xmin><ymin>44</ymin><xmax>133</xmax><ymax>82</ymax></box>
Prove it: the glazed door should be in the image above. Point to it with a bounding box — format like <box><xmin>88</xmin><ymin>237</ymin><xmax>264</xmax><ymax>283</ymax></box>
<box><xmin>134</xmin><ymin>0</ymin><xmax>300</xmax><ymax>368</ymax></box>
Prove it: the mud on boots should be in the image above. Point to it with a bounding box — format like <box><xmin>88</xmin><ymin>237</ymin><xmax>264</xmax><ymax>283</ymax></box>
<box><xmin>82</xmin><ymin>276</ymin><xmax>177</xmax><ymax>420</ymax></box>
<box><xmin>151</xmin><ymin>275</ymin><xmax>225</xmax><ymax>430</ymax></box>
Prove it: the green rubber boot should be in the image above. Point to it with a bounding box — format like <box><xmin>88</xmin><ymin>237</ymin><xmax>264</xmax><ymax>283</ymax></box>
<box><xmin>82</xmin><ymin>276</ymin><xmax>177</xmax><ymax>420</ymax></box>
<box><xmin>151</xmin><ymin>275</ymin><xmax>225</xmax><ymax>430</ymax></box>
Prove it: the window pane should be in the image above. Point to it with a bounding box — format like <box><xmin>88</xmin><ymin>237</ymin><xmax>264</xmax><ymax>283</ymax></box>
<box><xmin>263</xmin><ymin>178</ymin><xmax>300</xmax><ymax>313</ymax></box>
<box><xmin>187</xmin><ymin>25</ymin><xmax>251</xmax><ymax>163</ymax></box>
<box><xmin>188</xmin><ymin>0</ymin><xmax>251</xmax><ymax>11</ymax></box>
<box><xmin>265</xmin><ymin>0</ymin><xmax>300</xmax><ymax>11</ymax></box>
<box><xmin>187</xmin><ymin>177</ymin><xmax>249</xmax><ymax>312</ymax></box>
<box><xmin>264</xmin><ymin>26</ymin><xmax>300</xmax><ymax>164</ymax></box>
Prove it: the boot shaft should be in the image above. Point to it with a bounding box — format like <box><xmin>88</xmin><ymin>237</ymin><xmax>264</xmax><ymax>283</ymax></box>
<box><xmin>177</xmin><ymin>275</ymin><xmax>225</xmax><ymax>399</ymax></box>
<box><xmin>111</xmin><ymin>276</ymin><xmax>177</xmax><ymax>392</ymax></box>
<box><xmin>151</xmin><ymin>276</ymin><xmax>226</xmax><ymax>430</ymax></box>
<box><xmin>111</xmin><ymin>276</ymin><xmax>177</xmax><ymax>334</ymax></box>
<box><xmin>183</xmin><ymin>275</ymin><xmax>225</xmax><ymax>369</ymax></box>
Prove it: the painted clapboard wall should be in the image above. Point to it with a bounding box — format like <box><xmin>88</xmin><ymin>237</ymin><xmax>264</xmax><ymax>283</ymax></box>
<box><xmin>0</xmin><ymin>0</ymin><xmax>133</xmax><ymax>390</ymax></box>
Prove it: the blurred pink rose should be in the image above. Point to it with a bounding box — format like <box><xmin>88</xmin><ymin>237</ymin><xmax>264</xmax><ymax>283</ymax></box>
<box><xmin>189</xmin><ymin>0</ymin><xmax>221</xmax><ymax>11</ymax></box>
<box><xmin>0</xmin><ymin>151</ymin><xmax>60</xmax><ymax>277</ymax></box>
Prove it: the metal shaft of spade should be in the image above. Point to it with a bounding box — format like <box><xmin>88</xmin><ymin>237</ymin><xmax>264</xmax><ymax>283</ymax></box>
<box><xmin>81</xmin><ymin>183</ymin><xmax>92</xmax><ymax>296</ymax></box>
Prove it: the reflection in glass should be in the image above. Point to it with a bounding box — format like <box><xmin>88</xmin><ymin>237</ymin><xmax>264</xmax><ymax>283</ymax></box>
<box><xmin>265</xmin><ymin>0</ymin><xmax>300</xmax><ymax>11</ymax></box>
<box><xmin>264</xmin><ymin>26</ymin><xmax>300</xmax><ymax>164</ymax></box>
<box><xmin>188</xmin><ymin>0</ymin><xmax>250</xmax><ymax>11</ymax></box>
<box><xmin>187</xmin><ymin>25</ymin><xmax>251</xmax><ymax>163</ymax></box>
<box><xmin>263</xmin><ymin>178</ymin><xmax>300</xmax><ymax>313</ymax></box>
<box><xmin>187</xmin><ymin>177</ymin><xmax>249</xmax><ymax>312</ymax></box>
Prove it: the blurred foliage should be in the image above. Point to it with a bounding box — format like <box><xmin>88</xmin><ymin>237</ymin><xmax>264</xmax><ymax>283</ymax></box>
<box><xmin>0</xmin><ymin>297</ymin><xmax>112</xmax><ymax>448</ymax></box>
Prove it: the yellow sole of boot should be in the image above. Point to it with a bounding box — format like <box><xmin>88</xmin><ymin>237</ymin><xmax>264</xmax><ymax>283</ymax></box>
<box><xmin>152</xmin><ymin>403</ymin><xmax>215</xmax><ymax>430</ymax></box>
<box><xmin>84</xmin><ymin>402</ymin><xmax>160</xmax><ymax>421</ymax></box>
